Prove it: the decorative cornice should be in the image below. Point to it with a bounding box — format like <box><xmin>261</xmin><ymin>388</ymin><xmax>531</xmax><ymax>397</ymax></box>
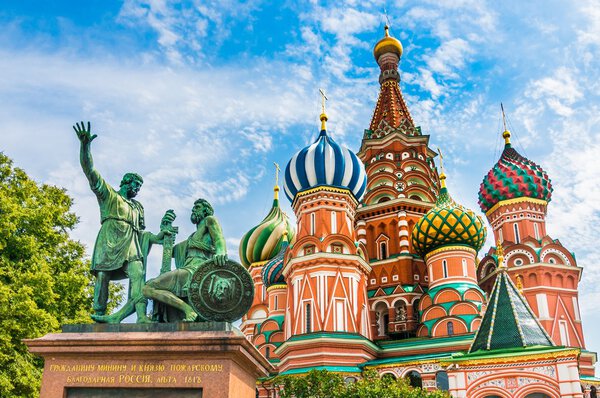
<box><xmin>486</xmin><ymin>197</ymin><xmax>548</xmax><ymax>217</ymax></box>
<box><xmin>424</xmin><ymin>245</ymin><xmax>477</xmax><ymax>262</ymax></box>
<box><xmin>446</xmin><ymin>348</ymin><xmax>580</xmax><ymax>367</ymax></box>
<box><xmin>266</xmin><ymin>284</ymin><xmax>288</xmax><ymax>292</ymax></box>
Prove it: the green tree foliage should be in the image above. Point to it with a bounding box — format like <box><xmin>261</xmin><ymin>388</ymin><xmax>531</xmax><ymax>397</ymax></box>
<box><xmin>0</xmin><ymin>153</ymin><xmax>121</xmax><ymax>397</ymax></box>
<box><xmin>273</xmin><ymin>369</ymin><xmax>450</xmax><ymax>398</ymax></box>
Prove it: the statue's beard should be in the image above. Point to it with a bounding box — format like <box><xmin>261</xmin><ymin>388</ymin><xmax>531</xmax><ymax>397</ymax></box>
<box><xmin>191</xmin><ymin>210</ymin><xmax>203</xmax><ymax>224</ymax></box>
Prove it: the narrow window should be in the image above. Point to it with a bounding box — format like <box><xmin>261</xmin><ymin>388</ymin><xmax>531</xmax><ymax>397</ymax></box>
<box><xmin>462</xmin><ymin>259</ymin><xmax>468</xmax><ymax>277</ymax></box>
<box><xmin>274</xmin><ymin>295</ymin><xmax>278</xmax><ymax>310</ymax></box>
<box><xmin>447</xmin><ymin>321</ymin><xmax>454</xmax><ymax>336</ymax></box>
<box><xmin>380</xmin><ymin>242</ymin><xmax>388</xmax><ymax>260</ymax></box>
<box><xmin>265</xmin><ymin>346</ymin><xmax>270</xmax><ymax>359</ymax></box>
<box><xmin>513</xmin><ymin>223</ymin><xmax>520</xmax><ymax>243</ymax></box>
<box><xmin>559</xmin><ymin>320</ymin><xmax>570</xmax><ymax>346</ymax></box>
<box><xmin>442</xmin><ymin>260</ymin><xmax>448</xmax><ymax>278</ymax></box>
<box><xmin>331</xmin><ymin>211</ymin><xmax>337</xmax><ymax>233</ymax></box>
<box><xmin>262</xmin><ymin>285</ymin><xmax>266</xmax><ymax>301</ymax></box>
<box><xmin>499</xmin><ymin>228</ymin><xmax>503</xmax><ymax>242</ymax></box>
<box><xmin>310</xmin><ymin>213</ymin><xmax>316</xmax><ymax>235</ymax></box>
<box><xmin>305</xmin><ymin>303</ymin><xmax>312</xmax><ymax>333</ymax></box>
<box><xmin>573</xmin><ymin>297</ymin><xmax>581</xmax><ymax>321</ymax></box>
<box><xmin>534</xmin><ymin>222</ymin><xmax>540</xmax><ymax>240</ymax></box>
<box><xmin>536</xmin><ymin>293</ymin><xmax>550</xmax><ymax>318</ymax></box>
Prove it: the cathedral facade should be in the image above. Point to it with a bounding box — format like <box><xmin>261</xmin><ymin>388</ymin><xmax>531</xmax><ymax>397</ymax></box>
<box><xmin>238</xmin><ymin>27</ymin><xmax>598</xmax><ymax>398</ymax></box>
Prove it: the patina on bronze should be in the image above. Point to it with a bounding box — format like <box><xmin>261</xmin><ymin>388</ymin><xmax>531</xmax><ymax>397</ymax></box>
<box><xmin>188</xmin><ymin>259</ymin><xmax>254</xmax><ymax>322</ymax></box>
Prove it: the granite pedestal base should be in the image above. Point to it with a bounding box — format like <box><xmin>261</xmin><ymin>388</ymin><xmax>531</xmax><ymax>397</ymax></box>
<box><xmin>25</xmin><ymin>323</ymin><xmax>273</xmax><ymax>398</ymax></box>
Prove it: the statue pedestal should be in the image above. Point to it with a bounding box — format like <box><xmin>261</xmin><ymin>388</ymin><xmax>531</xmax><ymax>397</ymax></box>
<box><xmin>25</xmin><ymin>323</ymin><xmax>273</xmax><ymax>398</ymax></box>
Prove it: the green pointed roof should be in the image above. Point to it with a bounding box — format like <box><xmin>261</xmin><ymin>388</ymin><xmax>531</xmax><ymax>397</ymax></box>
<box><xmin>469</xmin><ymin>268</ymin><xmax>554</xmax><ymax>353</ymax></box>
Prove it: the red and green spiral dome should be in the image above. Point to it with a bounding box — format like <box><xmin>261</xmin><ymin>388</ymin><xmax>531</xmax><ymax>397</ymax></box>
<box><xmin>478</xmin><ymin>131</ymin><xmax>552</xmax><ymax>213</ymax></box>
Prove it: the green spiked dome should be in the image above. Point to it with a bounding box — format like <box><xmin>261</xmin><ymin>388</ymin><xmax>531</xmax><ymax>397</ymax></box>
<box><xmin>411</xmin><ymin>175</ymin><xmax>487</xmax><ymax>258</ymax></box>
<box><xmin>239</xmin><ymin>185</ymin><xmax>295</xmax><ymax>268</ymax></box>
<box><xmin>478</xmin><ymin>129</ymin><xmax>552</xmax><ymax>213</ymax></box>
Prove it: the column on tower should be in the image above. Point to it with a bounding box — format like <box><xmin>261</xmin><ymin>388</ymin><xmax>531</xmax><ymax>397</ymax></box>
<box><xmin>412</xmin><ymin>172</ymin><xmax>487</xmax><ymax>338</ymax></box>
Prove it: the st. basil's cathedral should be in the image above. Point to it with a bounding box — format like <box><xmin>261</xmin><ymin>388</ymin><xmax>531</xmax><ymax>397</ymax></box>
<box><xmin>238</xmin><ymin>26</ymin><xmax>598</xmax><ymax>398</ymax></box>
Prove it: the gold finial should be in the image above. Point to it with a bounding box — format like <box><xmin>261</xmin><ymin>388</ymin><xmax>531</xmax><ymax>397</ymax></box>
<box><xmin>282</xmin><ymin>230</ymin><xmax>289</xmax><ymax>242</ymax></box>
<box><xmin>319</xmin><ymin>88</ymin><xmax>328</xmax><ymax>130</ymax></box>
<box><xmin>384</xmin><ymin>24</ymin><xmax>390</xmax><ymax>37</ymax></box>
<box><xmin>437</xmin><ymin>147</ymin><xmax>447</xmax><ymax>188</ymax></box>
<box><xmin>273</xmin><ymin>162</ymin><xmax>281</xmax><ymax>200</ymax></box>
<box><xmin>516</xmin><ymin>274</ymin><xmax>523</xmax><ymax>292</ymax></box>
<box><xmin>496</xmin><ymin>240</ymin><xmax>506</xmax><ymax>268</ymax></box>
<box><xmin>501</xmin><ymin>103</ymin><xmax>511</xmax><ymax>145</ymax></box>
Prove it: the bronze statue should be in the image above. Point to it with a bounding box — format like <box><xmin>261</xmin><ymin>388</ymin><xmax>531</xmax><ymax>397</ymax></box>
<box><xmin>74</xmin><ymin>122</ymin><xmax>171</xmax><ymax>323</ymax></box>
<box><xmin>143</xmin><ymin>199</ymin><xmax>227</xmax><ymax>322</ymax></box>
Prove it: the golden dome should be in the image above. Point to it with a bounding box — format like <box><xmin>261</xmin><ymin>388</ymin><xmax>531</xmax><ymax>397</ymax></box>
<box><xmin>374</xmin><ymin>25</ymin><xmax>403</xmax><ymax>61</ymax></box>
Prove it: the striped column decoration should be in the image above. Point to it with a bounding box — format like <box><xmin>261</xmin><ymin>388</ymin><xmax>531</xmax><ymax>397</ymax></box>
<box><xmin>398</xmin><ymin>211</ymin><xmax>409</xmax><ymax>253</ymax></box>
<box><xmin>356</xmin><ymin>220</ymin><xmax>367</xmax><ymax>247</ymax></box>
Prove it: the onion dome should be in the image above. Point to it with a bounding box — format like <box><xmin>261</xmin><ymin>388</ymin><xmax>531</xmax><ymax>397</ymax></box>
<box><xmin>239</xmin><ymin>185</ymin><xmax>295</xmax><ymax>268</ymax></box>
<box><xmin>261</xmin><ymin>232</ymin><xmax>289</xmax><ymax>288</ymax></box>
<box><xmin>412</xmin><ymin>174</ymin><xmax>487</xmax><ymax>258</ymax></box>
<box><xmin>479</xmin><ymin>129</ymin><xmax>552</xmax><ymax>213</ymax></box>
<box><xmin>284</xmin><ymin>113</ymin><xmax>367</xmax><ymax>202</ymax></box>
<box><xmin>374</xmin><ymin>24</ymin><xmax>403</xmax><ymax>61</ymax></box>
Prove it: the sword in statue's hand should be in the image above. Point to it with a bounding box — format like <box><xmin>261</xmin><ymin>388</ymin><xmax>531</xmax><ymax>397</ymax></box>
<box><xmin>159</xmin><ymin>209</ymin><xmax>178</xmax><ymax>275</ymax></box>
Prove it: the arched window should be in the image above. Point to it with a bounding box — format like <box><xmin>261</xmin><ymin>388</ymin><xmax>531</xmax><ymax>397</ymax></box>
<box><xmin>375</xmin><ymin>302</ymin><xmax>388</xmax><ymax>336</ymax></box>
<box><xmin>380</xmin><ymin>242</ymin><xmax>388</xmax><ymax>260</ymax></box>
<box><xmin>410</xmin><ymin>195</ymin><xmax>422</xmax><ymax>201</ymax></box>
<box><xmin>305</xmin><ymin>303</ymin><xmax>312</xmax><ymax>333</ymax></box>
<box><xmin>513</xmin><ymin>223</ymin><xmax>520</xmax><ymax>243</ymax></box>
<box><xmin>533</xmin><ymin>222</ymin><xmax>540</xmax><ymax>239</ymax></box>
<box><xmin>412</xmin><ymin>299</ymin><xmax>420</xmax><ymax>321</ymax></box>
<box><xmin>591</xmin><ymin>386</ymin><xmax>597</xmax><ymax>398</ymax></box>
<box><xmin>310</xmin><ymin>213</ymin><xmax>316</xmax><ymax>235</ymax></box>
<box><xmin>274</xmin><ymin>295</ymin><xmax>278</xmax><ymax>309</ymax></box>
<box><xmin>405</xmin><ymin>371</ymin><xmax>422</xmax><ymax>388</ymax></box>
<box><xmin>395</xmin><ymin>301</ymin><xmax>407</xmax><ymax>322</ymax></box>
<box><xmin>442</xmin><ymin>260</ymin><xmax>448</xmax><ymax>278</ymax></box>
<box><xmin>265</xmin><ymin>346</ymin><xmax>270</xmax><ymax>359</ymax></box>
<box><xmin>462</xmin><ymin>259</ymin><xmax>468</xmax><ymax>276</ymax></box>
<box><xmin>435</xmin><ymin>371</ymin><xmax>449</xmax><ymax>391</ymax></box>
<box><xmin>447</xmin><ymin>321</ymin><xmax>454</xmax><ymax>336</ymax></box>
<box><xmin>524</xmin><ymin>394</ymin><xmax>551</xmax><ymax>398</ymax></box>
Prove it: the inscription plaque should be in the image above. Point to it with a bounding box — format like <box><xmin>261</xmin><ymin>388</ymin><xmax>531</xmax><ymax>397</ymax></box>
<box><xmin>67</xmin><ymin>387</ymin><xmax>202</xmax><ymax>398</ymax></box>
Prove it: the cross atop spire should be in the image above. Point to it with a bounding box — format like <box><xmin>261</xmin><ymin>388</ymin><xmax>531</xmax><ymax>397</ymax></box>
<box><xmin>500</xmin><ymin>103</ymin><xmax>511</xmax><ymax>146</ymax></box>
<box><xmin>437</xmin><ymin>147</ymin><xmax>447</xmax><ymax>188</ymax></box>
<box><xmin>319</xmin><ymin>88</ymin><xmax>328</xmax><ymax>131</ymax></box>
<box><xmin>273</xmin><ymin>162</ymin><xmax>281</xmax><ymax>200</ymax></box>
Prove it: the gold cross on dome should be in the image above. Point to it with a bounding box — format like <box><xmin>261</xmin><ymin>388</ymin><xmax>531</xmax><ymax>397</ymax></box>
<box><xmin>437</xmin><ymin>147</ymin><xmax>445</xmax><ymax>174</ymax></box>
<box><xmin>319</xmin><ymin>88</ymin><xmax>328</xmax><ymax>114</ymax></box>
<box><xmin>274</xmin><ymin>162</ymin><xmax>281</xmax><ymax>186</ymax></box>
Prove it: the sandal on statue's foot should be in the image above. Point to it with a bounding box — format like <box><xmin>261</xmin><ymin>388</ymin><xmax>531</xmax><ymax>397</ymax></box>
<box><xmin>91</xmin><ymin>313</ymin><xmax>121</xmax><ymax>324</ymax></box>
<box><xmin>183</xmin><ymin>312</ymin><xmax>198</xmax><ymax>322</ymax></box>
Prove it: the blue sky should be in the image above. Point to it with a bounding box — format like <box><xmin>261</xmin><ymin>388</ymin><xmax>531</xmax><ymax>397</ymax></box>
<box><xmin>1</xmin><ymin>0</ymin><xmax>599</xmax><ymax>371</ymax></box>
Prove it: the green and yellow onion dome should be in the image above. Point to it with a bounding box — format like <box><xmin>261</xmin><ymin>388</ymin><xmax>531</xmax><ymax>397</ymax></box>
<box><xmin>411</xmin><ymin>175</ymin><xmax>487</xmax><ymax>258</ymax></box>
<box><xmin>239</xmin><ymin>186</ymin><xmax>295</xmax><ymax>268</ymax></box>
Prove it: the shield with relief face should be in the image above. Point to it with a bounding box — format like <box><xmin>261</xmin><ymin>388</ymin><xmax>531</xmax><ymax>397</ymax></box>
<box><xmin>188</xmin><ymin>259</ymin><xmax>254</xmax><ymax>322</ymax></box>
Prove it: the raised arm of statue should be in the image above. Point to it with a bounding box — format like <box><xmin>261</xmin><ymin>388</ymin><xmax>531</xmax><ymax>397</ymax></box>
<box><xmin>73</xmin><ymin>121</ymin><xmax>107</xmax><ymax>200</ymax></box>
<box><xmin>206</xmin><ymin>215</ymin><xmax>227</xmax><ymax>266</ymax></box>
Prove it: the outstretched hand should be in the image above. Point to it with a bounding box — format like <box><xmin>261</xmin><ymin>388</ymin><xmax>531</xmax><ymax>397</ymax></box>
<box><xmin>73</xmin><ymin>121</ymin><xmax>97</xmax><ymax>145</ymax></box>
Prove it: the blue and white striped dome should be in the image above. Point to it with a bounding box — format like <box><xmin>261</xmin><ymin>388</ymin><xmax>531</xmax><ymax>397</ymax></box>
<box><xmin>283</xmin><ymin>119</ymin><xmax>367</xmax><ymax>202</ymax></box>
